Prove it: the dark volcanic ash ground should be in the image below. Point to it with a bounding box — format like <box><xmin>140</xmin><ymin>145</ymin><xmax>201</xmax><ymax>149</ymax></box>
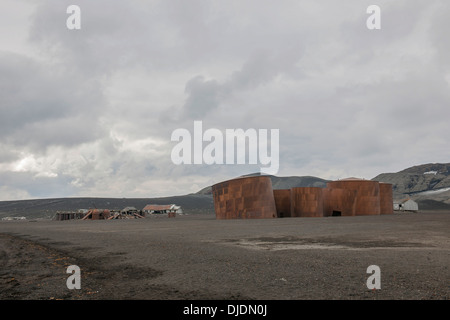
<box><xmin>0</xmin><ymin>211</ymin><xmax>449</xmax><ymax>300</ymax></box>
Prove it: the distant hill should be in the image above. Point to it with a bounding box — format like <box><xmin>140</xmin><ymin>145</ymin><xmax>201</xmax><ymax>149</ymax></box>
<box><xmin>373</xmin><ymin>163</ymin><xmax>450</xmax><ymax>194</ymax></box>
<box><xmin>0</xmin><ymin>194</ymin><xmax>214</xmax><ymax>220</ymax></box>
<box><xmin>372</xmin><ymin>163</ymin><xmax>450</xmax><ymax>209</ymax></box>
<box><xmin>197</xmin><ymin>173</ymin><xmax>329</xmax><ymax>195</ymax></box>
<box><xmin>2</xmin><ymin>164</ymin><xmax>450</xmax><ymax>220</ymax></box>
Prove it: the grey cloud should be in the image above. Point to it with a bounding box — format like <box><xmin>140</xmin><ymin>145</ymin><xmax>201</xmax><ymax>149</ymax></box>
<box><xmin>181</xmin><ymin>46</ymin><xmax>304</xmax><ymax>119</ymax></box>
<box><xmin>2</xmin><ymin>1</ymin><xmax>450</xmax><ymax>200</ymax></box>
<box><xmin>0</xmin><ymin>171</ymin><xmax>77</xmax><ymax>199</ymax></box>
<box><xmin>0</xmin><ymin>53</ymin><xmax>65</xmax><ymax>131</ymax></box>
<box><xmin>228</xmin><ymin>49</ymin><xmax>304</xmax><ymax>90</ymax></box>
<box><xmin>183</xmin><ymin>76</ymin><xmax>222</xmax><ymax>118</ymax></box>
<box><xmin>0</xmin><ymin>144</ymin><xmax>20</xmax><ymax>164</ymax></box>
<box><xmin>429</xmin><ymin>2</ymin><xmax>450</xmax><ymax>68</ymax></box>
<box><xmin>0</xmin><ymin>52</ymin><xmax>105</xmax><ymax>151</ymax></box>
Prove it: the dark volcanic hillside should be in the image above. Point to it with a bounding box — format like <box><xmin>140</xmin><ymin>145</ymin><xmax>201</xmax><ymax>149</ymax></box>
<box><xmin>373</xmin><ymin>163</ymin><xmax>450</xmax><ymax>195</ymax></box>
<box><xmin>0</xmin><ymin>194</ymin><xmax>214</xmax><ymax>220</ymax></box>
<box><xmin>372</xmin><ymin>163</ymin><xmax>450</xmax><ymax>209</ymax></box>
<box><xmin>1</xmin><ymin>174</ymin><xmax>329</xmax><ymax>220</ymax></box>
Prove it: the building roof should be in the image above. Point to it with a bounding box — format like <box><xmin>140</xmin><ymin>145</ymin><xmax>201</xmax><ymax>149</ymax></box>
<box><xmin>122</xmin><ymin>206</ymin><xmax>137</xmax><ymax>211</ymax></box>
<box><xmin>143</xmin><ymin>204</ymin><xmax>176</xmax><ymax>211</ymax></box>
<box><xmin>394</xmin><ymin>198</ymin><xmax>417</xmax><ymax>204</ymax></box>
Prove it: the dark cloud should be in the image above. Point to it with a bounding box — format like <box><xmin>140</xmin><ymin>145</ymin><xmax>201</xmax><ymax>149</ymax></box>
<box><xmin>429</xmin><ymin>2</ymin><xmax>450</xmax><ymax>68</ymax></box>
<box><xmin>181</xmin><ymin>46</ymin><xmax>304</xmax><ymax>119</ymax></box>
<box><xmin>0</xmin><ymin>52</ymin><xmax>105</xmax><ymax>151</ymax></box>
<box><xmin>0</xmin><ymin>171</ymin><xmax>77</xmax><ymax>199</ymax></box>
<box><xmin>183</xmin><ymin>76</ymin><xmax>222</xmax><ymax>118</ymax></box>
<box><xmin>1</xmin><ymin>0</ymin><xmax>450</xmax><ymax>199</ymax></box>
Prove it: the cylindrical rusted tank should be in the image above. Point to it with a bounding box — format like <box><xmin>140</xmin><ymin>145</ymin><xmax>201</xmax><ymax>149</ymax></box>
<box><xmin>89</xmin><ymin>209</ymin><xmax>110</xmax><ymax>220</ymax></box>
<box><xmin>322</xmin><ymin>188</ymin><xmax>356</xmax><ymax>217</ymax></box>
<box><xmin>91</xmin><ymin>209</ymin><xmax>101</xmax><ymax>220</ymax></box>
<box><xmin>326</xmin><ymin>179</ymin><xmax>380</xmax><ymax>215</ymax></box>
<box><xmin>379</xmin><ymin>183</ymin><xmax>393</xmax><ymax>214</ymax></box>
<box><xmin>212</xmin><ymin>176</ymin><xmax>277</xmax><ymax>219</ymax></box>
<box><xmin>273</xmin><ymin>189</ymin><xmax>291</xmax><ymax>218</ymax></box>
<box><xmin>290</xmin><ymin>187</ymin><xmax>324</xmax><ymax>217</ymax></box>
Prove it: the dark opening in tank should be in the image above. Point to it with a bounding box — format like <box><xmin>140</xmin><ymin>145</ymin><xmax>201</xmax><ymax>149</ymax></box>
<box><xmin>332</xmin><ymin>210</ymin><xmax>342</xmax><ymax>217</ymax></box>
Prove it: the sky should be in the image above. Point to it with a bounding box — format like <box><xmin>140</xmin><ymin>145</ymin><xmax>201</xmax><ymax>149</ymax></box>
<box><xmin>0</xmin><ymin>0</ymin><xmax>449</xmax><ymax>200</ymax></box>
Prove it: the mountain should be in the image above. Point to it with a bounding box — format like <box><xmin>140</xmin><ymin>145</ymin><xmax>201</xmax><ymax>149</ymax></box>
<box><xmin>373</xmin><ymin>163</ymin><xmax>450</xmax><ymax>195</ymax></box>
<box><xmin>372</xmin><ymin>163</ymin><xmax>450</xmax><ymax>210</ymax></box>
<box><xmin>196</xmin><ymin>174</ymin><xmax>329</xmax><ymax>195</ymax></box>
<box><xmin>372</xmin><ymin>163</ymin><xmax>450</xmax><ymax>195</ymax></box>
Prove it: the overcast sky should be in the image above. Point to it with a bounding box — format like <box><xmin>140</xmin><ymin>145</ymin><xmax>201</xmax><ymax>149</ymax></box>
<box><xmin>1</xmin><ymin>0</ymin><xmax>449</xmax><ymax>200</ymax></box>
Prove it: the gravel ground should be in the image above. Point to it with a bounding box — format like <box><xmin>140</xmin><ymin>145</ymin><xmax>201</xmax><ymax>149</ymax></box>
<box><xmin>0</xmin><ymin>211</ymin><xmax>448</xmax><ymax>300</ymax></box>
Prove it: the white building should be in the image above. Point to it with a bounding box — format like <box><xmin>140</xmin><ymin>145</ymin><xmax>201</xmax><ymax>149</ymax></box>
<box><xmin>394</xmin><ymin>199</ymin><xmax>419</xmax><ymax>212</ymax></box>
<box><xmin>1</xmin><ymin>216</ymin><xmax>26</xmax><ymax>221</ymax></box>
<box><xmin>143</xmin><ymin>204</ymin><xmax>183</xmax><ymax>214</ymax></box>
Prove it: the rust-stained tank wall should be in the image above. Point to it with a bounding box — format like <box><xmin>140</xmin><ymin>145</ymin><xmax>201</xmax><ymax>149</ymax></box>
<box><xmin>212</xmin><ymin>176</ymin><xmax>277</xmax><ymax>219</ymax></box>
<box><xmin>379</xmin><ymin>183</ymin><xmax>394</xmax><ymax>214</ymax></box>
<box><xmin>326</xmin><ymin>180</ymin><xmax>380</xmax><ymax>215</ymax></box>
<box><xmin>322</xmin><ymin>188</ymin><xmax>356</xmax><ymax>217</ymax></box>
<box><xmin>290</xmin><ymin>187</ymin><xmax>324</xmax><ymax>217</ymax></box>
<box><xmin>89</xmin><ymin>209</ymin><xmax>111</xmax><ymax>220</ymax></box>
<box><xmin>273</xmin><ymin>189</ymin><xmax>291</xmax><ymax>217</ymax></box>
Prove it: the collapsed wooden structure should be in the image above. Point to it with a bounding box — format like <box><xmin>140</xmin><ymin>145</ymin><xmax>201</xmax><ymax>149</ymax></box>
<box><xmin>53</xmin><ymin>204</ymin><xmax>180</xmax><ymax>221</ymax></box>
<box><xmin>54</xmin><ymin>208</ymin><xmax>146</xmax><ymax>221</ymax></box>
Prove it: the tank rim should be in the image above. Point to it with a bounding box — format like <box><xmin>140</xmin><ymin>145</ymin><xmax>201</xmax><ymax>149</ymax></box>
<box><xmin>211</xmin><ymin>175</ymin><xmax>273</xmax><ymax>188</ymax></box>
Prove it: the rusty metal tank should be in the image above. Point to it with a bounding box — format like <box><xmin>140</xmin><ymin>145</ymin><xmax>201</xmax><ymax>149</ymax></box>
<box><xmin>326</xmin><ymin>179</ymin><xmax>380</xmax><ymax>215</ymax></box>
<box><xmin>273</xmin><ymin>189</ymin><xmax>291</xmax><ymax>218</ymax></box>
<box><xmin>322</xmin><ymin>188</ymin><xmax>356</xmax><ymax>216</ymax></box>
<box><xmin>290</xmin><ymin>187</ymin><xmax>324</xmax><ymax>217</ymax></box>
<box><xmin>211</xmin><ymin>175</ymin><xmax>277</xmax><ymax>219</ymax></box>
<box><xmin>84</xmin><ymin>209</ymin><xmax>111</xmax><ymax>220</ymax></box>
<box><xmin>379</xmin><ymin>182</ymin><xmax>394</xmax><ymax>214</ymax></box>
